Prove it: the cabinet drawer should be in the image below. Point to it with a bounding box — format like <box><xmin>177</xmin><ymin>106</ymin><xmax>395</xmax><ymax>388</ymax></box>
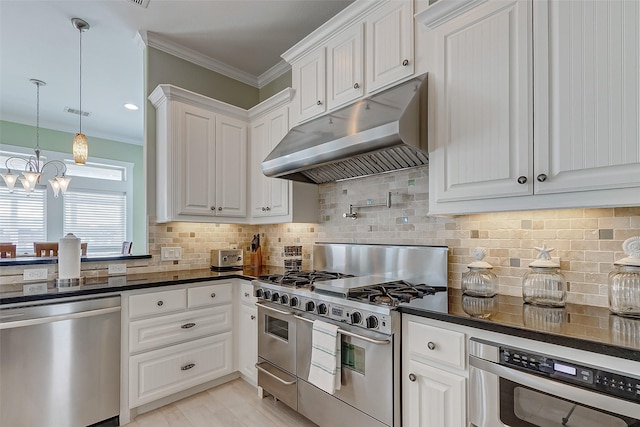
<box><xmin>129</xmin><ymin>332</ymin><xmax>233</xmax><ymax>408</ymax></box>
<box><xmin>407</xmin><ymin>320</ymin><xmax>465</xmax><ymax>370</ymax></box>
<box><xmin>129</xmin><ymin>305</ymin><xmax>232</xmax><ymax>353</ymax></box>
<box><xmin>129</xmin><ymin>289</ymin><xmax>186</xmax><ymax>319</ymax></box>
<box><xmin>240</xmin><ymin>282</ymin><xmax>257</xmax><ymax>305</ymax></box>
<box><xmin>188</xmin><ymin>282</ymin><xmax>232</xmax><ymax>308</ymax></box>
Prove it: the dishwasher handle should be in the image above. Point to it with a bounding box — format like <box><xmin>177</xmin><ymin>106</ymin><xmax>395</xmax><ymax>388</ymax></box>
<box><xmin>0</xmin><ymin>306</ymin><xmax>121</xmax><ymax>330</ymax></box>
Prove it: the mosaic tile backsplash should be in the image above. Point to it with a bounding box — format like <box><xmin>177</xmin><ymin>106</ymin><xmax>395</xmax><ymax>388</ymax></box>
<box><xmin>3</xmin><ymin>166</ymin><xmax>639</xmax><ymax>307</ymax></box>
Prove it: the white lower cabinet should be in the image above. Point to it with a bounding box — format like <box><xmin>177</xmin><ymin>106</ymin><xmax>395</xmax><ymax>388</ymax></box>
<box><xmin>403</xmin><ymin>314</ymin><xmax>467</xmax><ymax>427</ymax></box>
<box><xmin>129</xmin><ymin>333</ymin><xmax>232</xmax><ymax>407</ymax></box>
<box><xmin>237</xmin><ymin>282</ymin><xmax>257</xmax><ymax>384</ymax></box>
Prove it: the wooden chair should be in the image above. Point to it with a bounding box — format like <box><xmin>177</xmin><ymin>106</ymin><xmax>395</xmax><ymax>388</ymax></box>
<box><xmin>0</xmin><ymin>243</ymin><xmax>16</xmax><ymax>258</ymax></box>
<box><xmin>34</xmin><ymin>242</ymin><xmax>87</xmax><ymax>257</ymax></box>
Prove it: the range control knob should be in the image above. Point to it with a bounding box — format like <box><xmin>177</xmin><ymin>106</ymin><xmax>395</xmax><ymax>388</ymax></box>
<box><xmin>271</xmin><ymin>292</ymin><xmax>280</xmax><ymax>302</ymax></box>
<box><xmin>255</xmin><ymin>289</ymin><xmax>264</xmax><ymax>299</ymax></box>
<box><xmin>305</xmin><ymin>301</ymin><xmax>316</xmax><ymax>312</ymax></box>
<box><xmin>317</xmin><ymin>303</ymin><xmax>328</xmax><ymax>315</ymax></box>
<box><xmin>366</xmin><ymin>315</ymin><xmax>379</xmax><ymax>329</ymax></box>
<box><xmin>290</xmin><ymin>297</ymin><xmax>299</xmax><ymax>308</ymax></box>
<box><xmin>350</xmin><ymin>311</ymin><xmax>362</xmax><ymax>324</ymax></box>
<box><xmin>280</xmin><ymin>294</ymin><xmax>289</xmax><ymax>305</ymax></box>
<box><xmin>263</xmin><ymin>290</ymin><xmax>272</xmax><ymax>300</ymax></box>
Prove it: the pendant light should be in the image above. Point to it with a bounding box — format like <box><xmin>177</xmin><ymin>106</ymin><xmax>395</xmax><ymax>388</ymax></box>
<box><xmin>1</xmin><ymin>80</ymin><xmax>71</xmax><ymax>197</ymax></box>
<box><xmin>71</xmin><ymin>18</ymin><xmax>89</xmax><ymax>165</ymax></box>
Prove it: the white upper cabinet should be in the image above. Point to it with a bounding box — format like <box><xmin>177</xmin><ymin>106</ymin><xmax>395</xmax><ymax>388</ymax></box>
<box><xmin>327</xmin><ymin>23</ymin><xmax>364</xmax><ymax>109</ymax></box>
<box><xmin>533</xmin><ymin>0</ymin><xmax>640</xmax><ymax>195</ymax></box>
<box><xmin>366</xmin><ymin>0</ymin><xmax>415</xmax><ymax>93</ymax></box>
<box><xmin>149</xmin><ymin>85</ymin><xmax>248</xmax><ymax>223</ymax></box>
<box><xmin>293</xmin><ymin>48</ymin><xmax>326</xmax><ymax>123</ymax></box>
<box><xmin>266</xmin><ymin>109</ymin><xmax>290</xmax><ymax>216</ymax></box>
<box><xmin>428</xmin><ymin>0</ymin><xmax>640</xmax><ymax>215</ymax></box>
<box><xmin>429</xmin><ymin>0</ymin><xmax>532</xmax><ymax>204</ymax></box>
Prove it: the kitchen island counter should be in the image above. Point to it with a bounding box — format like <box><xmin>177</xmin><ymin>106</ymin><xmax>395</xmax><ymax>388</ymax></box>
<box><xmin>399</xmin><ymin>288</ymin><xmax>640</xmax><ymax>361</ymax></box>
<box><xmin>0</xmin><ymin>266</ymin><xmax>284</xmax><ymax>305</ymax></box>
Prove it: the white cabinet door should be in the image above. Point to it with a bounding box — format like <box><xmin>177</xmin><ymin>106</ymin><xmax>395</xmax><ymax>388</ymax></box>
<box><xmin>429</xmin><ymin>0</ymin><xmax>533</xmax><ymax>203</ymax></box>
<box><xmin>533</xmin><ymin>0</ymin><xmax>640</xmax><ymax>194</ymax></box>
<box><xmin>366</xmin><ymin>0</ymin><xmax>414</xmax><ymax>93</ymax></box>
<box><xmin>267</xmin><ymin>107</ymin><xmax>290</xmax><ymax>216</ymax></box>
<box><xmin>215</xmin><ymin>115</ymin><xmax>247</xmax><ymax>217</ymax></box>
<box><xmin>177</xmin><ymin>103</ymin><xmax>217</xmax><ymax>216</ymax></box>
<box><xmin>327</xmin><ymin>23</ymin><xmax>364</xmax><ymax>109</ymax></box>
<box><xmin>238</xmin><ymin>304</ymin><xmax>258</xmax><ymax>384</ymax></box>
<box><xmin>294</xmin><ymin>48</ymin><xmax>326</xmax><ymax>123</ymax></box>
<box><xmin>250</xmin><ymin>116</ymin><xmax>271</xmax><ymax>217</ymax></box>
<box><xmin>404</xmin><ymin>359</ymin><xmax>466</xmax><ymax>427</ymax></box>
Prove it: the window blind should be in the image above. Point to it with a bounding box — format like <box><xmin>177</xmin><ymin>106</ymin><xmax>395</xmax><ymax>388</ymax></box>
<box><xmin>63</xmin><ymin>190</ymin><xmax>126</xmax><ymax>255</ymax></box>
<box><xmin>0</xmin><ymin>186</ymin><xmax>46</xmax><ymax>255</ymax></box>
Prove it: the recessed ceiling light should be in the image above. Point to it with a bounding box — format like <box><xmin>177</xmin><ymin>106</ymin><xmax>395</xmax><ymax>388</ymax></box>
<box><xmin>124</xmin><ymin>103</ymin><xmax>139</xmax><ymax>110</ymax></box>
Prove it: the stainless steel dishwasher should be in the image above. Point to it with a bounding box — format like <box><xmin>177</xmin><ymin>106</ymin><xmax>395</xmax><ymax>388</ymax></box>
<box><xmin>0</xmin><ymin>295</ymin><xmax>121</xmax><ymax>427</ymax></box>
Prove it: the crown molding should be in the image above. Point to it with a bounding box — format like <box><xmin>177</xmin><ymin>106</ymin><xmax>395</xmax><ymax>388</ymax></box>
<box><xmin>148</xmin><ymin>84</ymin><xmax>249</xmax><ymax>121</ymax></box>
<box><xmin>143</xmin><ymin>31</ymin><xmax>260</xmax><ymax>88</ymax></box>
<box><xmin>257</xmin><ymin>60</ymin><xmax>291</xmax><ymax>88</ymax></box>
<box><xmin>247</xmin><ymin>88</ymin><xmax>295</xmax><ymax>120</ymax></box>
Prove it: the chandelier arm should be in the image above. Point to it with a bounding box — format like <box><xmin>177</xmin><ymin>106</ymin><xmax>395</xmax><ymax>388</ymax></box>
<box><xmin>41</xmin><ymin>160</ymin><xmax>68</xmax><ymax>176</ymax></box>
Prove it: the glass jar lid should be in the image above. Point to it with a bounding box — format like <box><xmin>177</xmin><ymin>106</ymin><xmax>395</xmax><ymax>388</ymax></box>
<box><xmin>468</xmin><ymin>247</ymin><xmax>492</xmax><ymax>269</ymax></box>
<box><xmin>614</xmin><ymin>236</ymin><xmax>640</xmax><ymax>267</ymax></box>
<box><xmin>529</xmin><ymin>243</ymin><xmax>559</xmax><ymax>268</ymax></box>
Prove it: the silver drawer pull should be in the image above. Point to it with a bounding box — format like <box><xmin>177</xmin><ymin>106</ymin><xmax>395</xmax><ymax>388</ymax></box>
<box><xmin>210</xmin><ymin>293</ymin><xmax>216</xmax><ymax>298</ymax></box>
<box><xmin>255</xmin><ymin>363</ymin><xmax>295</xmax><ymax>385</ymax></box>
<box><xmin>427</xmin><ymin>341</ymin><xmax>436</xmax><ymax>350</ymax></box>
<box><xmin>181</xmin><ymin>363</ymin><xmax>195</xmax><ymax>371</ymax></box>
<box><xmin>255</xmin><ymin>301</ymin><xmax>294</xmax><ymax>315</ymax></box>
<box><xmin>251</xmin><ymin>315</ymin><xmax>256</xmax><ymax>320</ymax></box>
<box><xmin>293</xmin><ymin>315</ymin><xmax>390</xmax><ymax>345</ymax></box>
<box><xmin>244</xmin><ymin>292</ymin><xmax>250</xmax><ymax>297</ymax></box>
<box><xmin>409</xmin><ymin>373</ymin><xmax>417</xmax><ymax>382</ymax></box>
<box><xmin>157</xmin><ymin>300</ymin><xmax>164</xmax><ymax>306</ymax></box>
<box><xmin>181</xmin><ymin>323</ymin><xmax>196</xmax><ymax>329</ymax></box>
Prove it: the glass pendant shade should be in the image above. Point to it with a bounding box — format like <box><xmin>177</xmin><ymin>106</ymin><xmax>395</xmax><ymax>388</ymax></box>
<box><xmin>20</xmin><ymin>176</ymin><xmax>35</xmax><ymax>193</ymax></box>
<box><xmin>48</xmin><ymin>178</ymin><xmax>61</xmax><ymax>197</ymax></box>
<box><xmin>73</xmin><ymin>133</ymin><xmax>88</xmax><ymax>164</ymax></box>
<box><xmin>2</xmin><ymin>171</ymin><xmax>17</xmax><ymax>192</ymax></box>
<box><xmin>22</xmin><ymin>171</ymin><xmax>41</xmax><ymax>187</ymax></box>
<box><xmin>56</xmin><ymin>175</ymin><xmax>71</xmax><ymax>193</ymax></box>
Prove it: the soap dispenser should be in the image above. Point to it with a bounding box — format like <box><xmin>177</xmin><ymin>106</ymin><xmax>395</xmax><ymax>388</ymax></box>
<box><xmin>608</xmin><ymin>236</ymin><xmax>640</xmax><ymax>317</ymax></box>
<box><xmin>461</xmin><ymin>247</ymin><xmax>497</xmax><ymax>297</ymax></box>
<box><xmin>522</xmin><ymin>244</ymin><xmax>566</xmax><ymax>307</ymax></box>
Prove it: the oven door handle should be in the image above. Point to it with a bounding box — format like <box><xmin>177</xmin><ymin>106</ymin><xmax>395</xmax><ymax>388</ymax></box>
<box><xmin>255</xmin><ymin>362</ymin><xmax>296</xmax><ymax>385</ymax></box>
<box><xmin>255</xmin><ymin>301</ymin><xmax>294</xmax><ymax>315</ymax></box>
<box><xmin>469</xmin><ymin>355</ymin><xmax>640</xmax><ymax>419</ymax></box>
<box><xmin>294</xmin><ymin>315</ymin><xmax>391</xmax><ymax>345</ymax></box>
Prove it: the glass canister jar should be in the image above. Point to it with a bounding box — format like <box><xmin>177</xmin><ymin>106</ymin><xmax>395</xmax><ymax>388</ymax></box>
<box><xmin>608</xmin><ymin>236</ymin><xmax>640</xmax><ymax>317</ymax></box>
<box><xmin>522</xmin><ymin>244</ymin><xmax>566</xmax><ymax>307</ymax></box>
<box><xmin>462</xmin><ymin>247</ymin><xmax>497</xmax><ymax>297</ymax></box>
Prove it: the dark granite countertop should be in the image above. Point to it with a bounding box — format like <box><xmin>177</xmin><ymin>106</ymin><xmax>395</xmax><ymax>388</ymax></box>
<box><xmin>399</xmin><ymin>288</ymin><xmax>640</xmax><ymax>361</ymax></box>
<box><xmin>0</xmin><ymin>254</ymin><xmax>153</xmax><ymax>266</ymax></box>
<box><xmin>0</xmin><ymin>266</ymin><xmax>284</xmax><ymax>305</ymax></box>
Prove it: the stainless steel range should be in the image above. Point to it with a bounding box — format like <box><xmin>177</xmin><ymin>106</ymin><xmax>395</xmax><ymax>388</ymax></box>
<box><xmin>253</xmin><ymin>243</ymin><xmax>448</xmax><ymax>427</ymax></box>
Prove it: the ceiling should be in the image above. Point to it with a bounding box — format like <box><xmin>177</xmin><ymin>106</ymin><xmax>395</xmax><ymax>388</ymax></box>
<box><xmin>0</xmin><ymin>0</ymin><xmax>352</xmax><ymax>146</ymax></box>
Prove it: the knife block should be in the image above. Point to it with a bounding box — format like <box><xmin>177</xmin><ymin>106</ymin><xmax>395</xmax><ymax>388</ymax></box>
<box><xmin>250</xmin><ymin>246</ymin><xmax>262</xmax><ymax>269</ymax></box>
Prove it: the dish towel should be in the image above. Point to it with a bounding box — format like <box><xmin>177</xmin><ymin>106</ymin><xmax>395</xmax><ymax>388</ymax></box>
<box><xmin>308</xmin><ymin>319</ymin><xmax>341</xmax><ymax>394</ymax></box>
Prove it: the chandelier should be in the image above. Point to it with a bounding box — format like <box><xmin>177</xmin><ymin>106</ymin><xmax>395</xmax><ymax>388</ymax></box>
<box><xmin>1</xmin><ymin>79</ymin><xmax>71</xmax><ymax>197</ymax></box>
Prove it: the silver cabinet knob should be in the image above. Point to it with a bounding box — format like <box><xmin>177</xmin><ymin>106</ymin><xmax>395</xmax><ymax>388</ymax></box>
<box><xmin>157</xmin><ymin>300</ymin><xmax>164</xmax><ymax>306</ymax></box>
<box><xmin>210</xmin><ymin>293</ymin><xmax>216</xmax><ymax>298</ymax></box>
<box><xmin>251</xmin><ymin>315</ymin><xmax>256</xmax><ymax>320</ymax></box>
<box><xmin>261</xmin><ymin>207</ymin><xmax>266</xmax><ymax>211</ymax></box>
<box><xmin>181</xmin><ymin>363</ymin><xmax>195</xmax><ymax>371</ymax></box>
<box><xmin>537</xmin><ymin>173</ymin><xmax>547</xmax><ymax>182</ymax></box>
<box><xmin>354</xmin><ymin>82</ymin><xmax>360</xmax><ymax>89</ymax></box>
<box><xmin>427</xmin><ymin>341</ymin><xmax>436</xmax><ymax>350</ymax></box>
<box><xmin>181</xmin><ymin>323</ymin><xmax>196</xmax><ymax>329</ymax></box>
<box><xmin>244</xmin><ymin>292</ymin><xmax>250</xmax><ymax>297</ymax></box>
<box><xmin>317</xmin><ymin>100</ymin><xmax>322</xmax><ymax>105</ymax></box>
<box><xmin>265</xmin><ymin>207</ymin><xmax>271</xmax><ymax>211</ymax></box>
<box><xmin>409</xmin><ymin>373</ymin><xmax>416</xmax><ymax>382</ymax></box>
<box><xmin>218</xmin><ymin>206</ymin><xmax>222</xmax><ymax>211</ymax></box>
<box><xmin>210</xmin><ymin>206</ymin><xmax>215</xmax><ymax>211</ymax></box>
<box><xmin>517</xmin><ymin>176</ymin><xmax>528</xmax><ymax>184</ymax></box>
<box><xmin>402</xmin><ymin>59</ymin><xmax>409</xmax><ymax>66</ymax></box>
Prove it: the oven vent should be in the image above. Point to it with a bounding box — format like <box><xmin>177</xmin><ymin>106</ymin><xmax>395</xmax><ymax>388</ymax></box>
<box><xmin>64</xmin><ymin>107</ymin><xmax>91</xmax><ymax>117</ymax></box>
<box><xmin>129</xmin><ymin>0</ymin><xmax>150</xmax><ymax>8</ymax></box>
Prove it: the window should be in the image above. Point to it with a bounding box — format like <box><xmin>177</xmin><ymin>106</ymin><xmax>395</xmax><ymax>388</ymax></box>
<box><xmin>1</xmin><ymin>146</ymin><xmax>133</xmax><ymax>256</ymax></box>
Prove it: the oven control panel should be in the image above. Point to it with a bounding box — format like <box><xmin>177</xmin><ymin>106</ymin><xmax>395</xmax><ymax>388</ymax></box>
<box><xmin>501</xmin><ymin>347</ymin><xmax>640</xmax><ymax>402</ymax></box>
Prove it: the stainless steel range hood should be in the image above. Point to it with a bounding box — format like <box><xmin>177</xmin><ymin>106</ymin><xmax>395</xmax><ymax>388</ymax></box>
<box><xmin>262</xmin><ymin>74</ymin><xmax>428</xmax><ymax>184</ymax></box>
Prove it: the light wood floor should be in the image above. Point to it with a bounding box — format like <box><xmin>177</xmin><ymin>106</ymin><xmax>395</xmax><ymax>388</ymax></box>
<box><xmin>122</xmin><ymin>379</ymin><xmax>317</xmax><ymax>427</ymax></box>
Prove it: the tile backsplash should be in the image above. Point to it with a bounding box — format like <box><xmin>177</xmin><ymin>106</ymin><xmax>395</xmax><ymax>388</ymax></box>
<box><xmin>2</xmin><ymin>166</ymin><xmax>639</xmax><ymax>307</ymax></box>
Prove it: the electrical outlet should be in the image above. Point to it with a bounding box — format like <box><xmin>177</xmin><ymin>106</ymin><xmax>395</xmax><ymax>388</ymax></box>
<box><xmin>230</xmin><ymin>243</ymin><xmax>238</xmax><ymax>250</ymax></box>
<box><xmin>23</xmin><ymin>283</ymin><xmax>48</xmax><ymax>294</ymax></box>
<box><xmin>23</xmin><ymin>268</ymin><xmax>48</xmax><ymax>281</ymax></box>
<box><xmin>108</xmin><ymin>264</ymin><xmax>127</xmax><ymax>275</ymax></box>
<box><xmin>108</xmin><ymin>276</ymin><xmax>127</xmax><ymax>286</ymax></box>
<box><xmin>161</xmin><ymin>247</ymin><xmax>182</xmax><ymax>261</ymax></box>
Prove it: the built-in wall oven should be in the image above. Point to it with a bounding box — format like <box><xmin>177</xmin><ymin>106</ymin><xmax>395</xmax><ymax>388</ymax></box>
<box><xmin>469</xmin><ymin>338</ymin><xmax>640</xmax><ymax>426</ymax></box>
